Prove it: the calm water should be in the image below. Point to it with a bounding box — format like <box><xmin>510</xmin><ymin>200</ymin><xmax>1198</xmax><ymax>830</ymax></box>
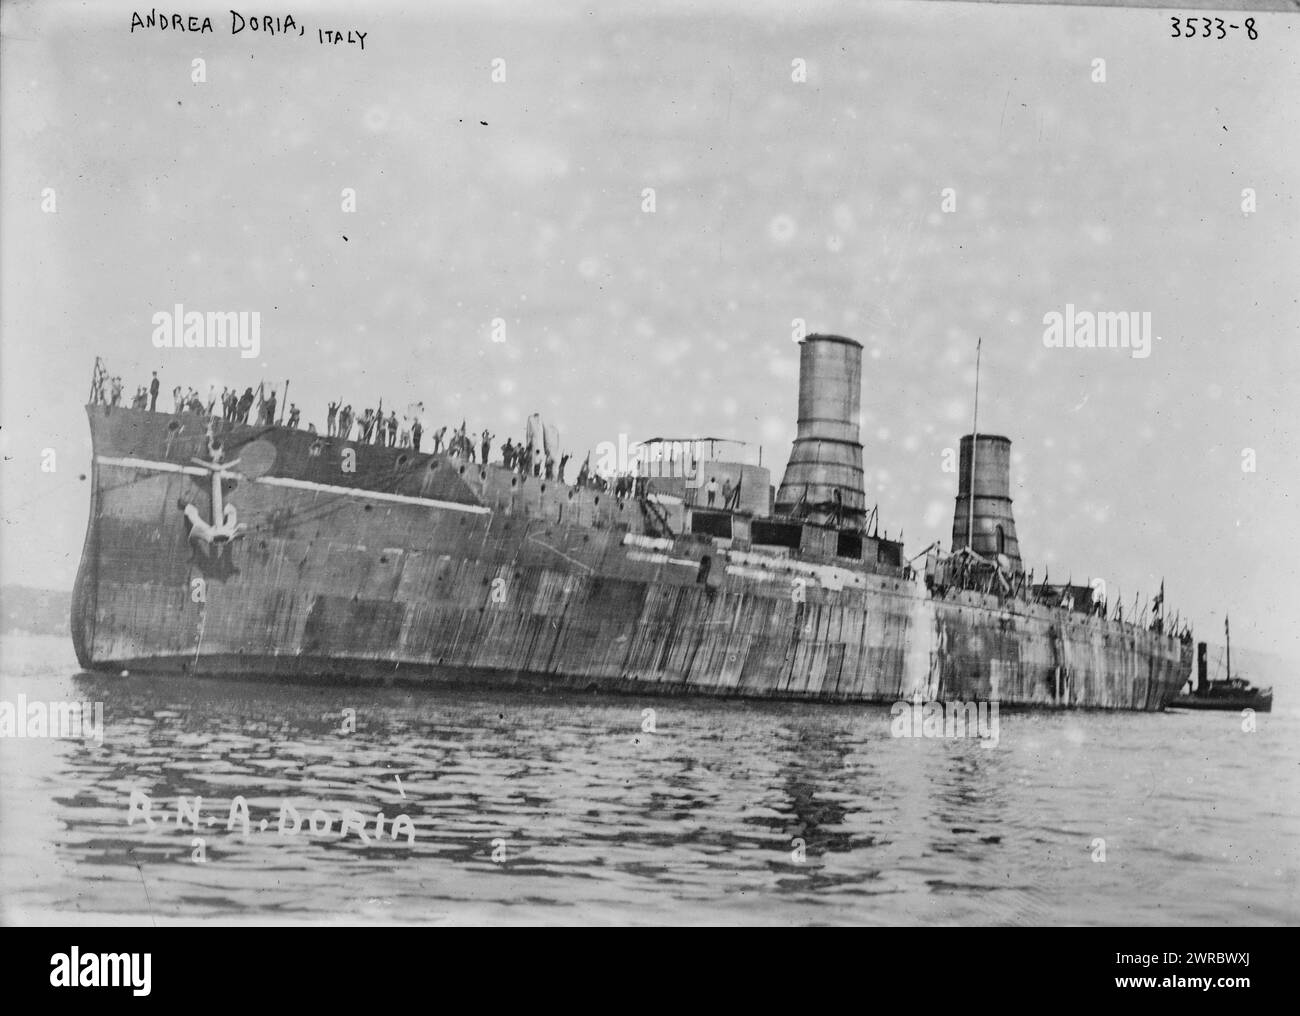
<box><xmin>2</xmin><ymin>635</ymin><xmax>1297</xmax><ymax>926</ymax></box>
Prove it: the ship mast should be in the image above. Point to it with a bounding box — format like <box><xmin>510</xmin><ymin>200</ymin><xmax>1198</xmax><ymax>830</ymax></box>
<box><xmin>1225</xmin><ymin>613</ymin><xmax>1231</xmax><ymax>682</ymax></box>
<box><xmin>966</xmin><ymin>337</ymin><xmax>981</xmax><ymax>550</ymax></box>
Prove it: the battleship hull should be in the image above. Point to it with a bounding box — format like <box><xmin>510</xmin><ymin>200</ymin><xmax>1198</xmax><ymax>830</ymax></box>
<box><xmin>73</xmin><ymin>405</ymin><xmax>1192</xmax><ymax>710</ymax></box>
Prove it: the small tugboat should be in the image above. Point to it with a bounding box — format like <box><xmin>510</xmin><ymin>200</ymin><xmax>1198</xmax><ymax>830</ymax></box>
<box><xmin>1172</xmin><ymin>616</ymin><xmax>1273</xmax><ymax>713</ymax></box>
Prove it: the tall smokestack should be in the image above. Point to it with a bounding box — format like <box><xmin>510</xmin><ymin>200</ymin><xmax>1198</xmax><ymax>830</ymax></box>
<box><xmin>775</xmin><ymin>334</ymin><xmax>866</xmax><ymax>520</ymax></box>
<box><xmin>951</xmin><ymin>433</ymin><xmax>1022</xmax><ymax>571</ymax></box>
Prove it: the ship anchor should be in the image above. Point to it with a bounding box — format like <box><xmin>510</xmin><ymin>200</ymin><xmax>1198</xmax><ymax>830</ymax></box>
<box><xmin>183</xmin><ymin>441</ymin><xmax>247</xmax><ymax>546</ymax></box>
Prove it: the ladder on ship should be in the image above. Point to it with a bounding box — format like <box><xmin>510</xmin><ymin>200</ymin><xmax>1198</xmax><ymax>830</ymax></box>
<box><xmin>637</xmin><ymin>493</ymin><xmax>675</xmax><ymax>539</ymax></box>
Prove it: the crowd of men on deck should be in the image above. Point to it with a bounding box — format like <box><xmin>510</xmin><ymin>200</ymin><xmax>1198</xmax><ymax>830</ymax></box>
<box><xmin>94</xmin><ymin>369</ymin><xmax>749</xmax><ymax>505</ymax></box>
<box><xmin>96</xmin><ymin>370</ymin><xmax>654</xmax><ymax>491</ymax></box>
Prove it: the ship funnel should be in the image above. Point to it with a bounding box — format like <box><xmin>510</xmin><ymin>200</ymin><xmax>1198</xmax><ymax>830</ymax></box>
<box><xmin>774</xmin><ymin>334</ymin><xmax>866</xmax><ymax>520</ymax></box>
<box><xmin>951</xmin><ymin>433</ymin><xmax>1022</xmax><ymax>571</ymax></box>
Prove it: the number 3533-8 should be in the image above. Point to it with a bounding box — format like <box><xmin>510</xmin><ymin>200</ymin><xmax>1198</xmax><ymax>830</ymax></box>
<box><xmin>1171</xmin><ymin>17</ymin><xmax>1257</xmax><ymax>40</ymax></box>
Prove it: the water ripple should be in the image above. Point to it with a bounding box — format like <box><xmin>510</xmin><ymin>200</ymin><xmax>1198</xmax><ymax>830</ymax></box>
<box><xmin>1</xmin><ymin>638</ymin><xmax>1297</xmax><ymax>925</ymax></box>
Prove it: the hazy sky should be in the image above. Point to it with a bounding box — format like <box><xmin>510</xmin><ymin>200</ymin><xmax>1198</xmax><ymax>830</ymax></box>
<box><xmin>3</xmin><ymin>0</ymin><xmax>1298</xmax><ymax>661</ymax></box>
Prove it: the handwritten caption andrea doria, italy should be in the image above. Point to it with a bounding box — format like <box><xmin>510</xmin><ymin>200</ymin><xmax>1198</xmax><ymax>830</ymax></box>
<box><xmin>130</xmin><ymin>10</ymin><xmax>367</xmax><ymax>49</ymax></box>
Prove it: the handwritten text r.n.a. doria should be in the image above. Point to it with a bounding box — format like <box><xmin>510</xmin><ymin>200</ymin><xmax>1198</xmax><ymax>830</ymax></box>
<box><xmin>130</xmin><ymin>10</ymin><xmax>367</xmax><ymax>49</ymax></box>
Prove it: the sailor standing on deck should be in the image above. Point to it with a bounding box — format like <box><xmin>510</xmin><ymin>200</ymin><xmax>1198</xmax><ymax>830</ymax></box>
<box><xmin>451</xmin><ymin>423</ymin><xmax>469</xmax><ymax>460</ymax></box>
<box><xmin>705</xmin><ymin>476</ymin><xmax>719</xmax><ymax>507</ymax></box>
<box><xmin>481</xmin><ymin>429</ymin><xmax>494</xmax><ymax>465</ymax></box>
<box><xmin>149</xmin><ymin>372</ymin><xmax>160</xmax><ymax>412</ymax></box>
<box><xmin>327</xmin><ymin>401</ymin><xmax>338</xmax><ymax>437</ymax></box>
<box><xmin>412</xmin><ymin>418</ymin><xmax>423</xmax><ymax>452</ymax></box>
